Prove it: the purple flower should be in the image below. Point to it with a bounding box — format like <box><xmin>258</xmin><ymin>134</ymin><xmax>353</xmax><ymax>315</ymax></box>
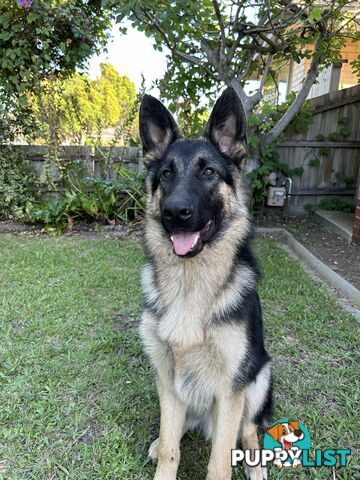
<box><xmin>18</xmin><ymin>0</ymin><xmax>32</xmax><ymax>8</ymax></box>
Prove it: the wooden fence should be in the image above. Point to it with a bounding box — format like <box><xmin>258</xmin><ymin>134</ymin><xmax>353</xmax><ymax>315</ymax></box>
<box><xmin>16</xmin><ymin>145</ymin><xmax>143</xmax><ymax>191</ymax></box>
<box><xmin>277</xmin><ymin>84</ymin><xmax>360</xmax><ymax>213</ymax></box>
<box><xmin>14</xmin><ymin>85</ymin><xmax>360</xmax><ymax>212</ymax></box>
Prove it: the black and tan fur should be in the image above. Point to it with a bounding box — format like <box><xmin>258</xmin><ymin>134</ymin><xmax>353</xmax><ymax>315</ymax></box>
<box><xmin>139</xmin><ymin>88</ymin><xmax>272</xmax><ymax>480</ymax></box>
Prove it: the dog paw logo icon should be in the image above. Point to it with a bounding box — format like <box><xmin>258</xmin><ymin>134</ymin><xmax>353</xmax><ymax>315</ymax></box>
<box><xmin>264</xmin><ymin>419</ymin><xmax>311</xmax><ymax>468</ymax></box>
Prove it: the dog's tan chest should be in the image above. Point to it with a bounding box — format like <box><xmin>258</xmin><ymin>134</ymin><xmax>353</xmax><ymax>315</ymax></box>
<box><xmin>141</xmin><ymin>256</ymin><xmax>251</xmax><ymax>411</ymax></box>
<box><xmin>172</xmin><ymin>323</ymin><xmax>248</xmax><ymax>410</ymax></box>
<box><xmin>142</xmin><ymin>259</ymin><xmax>217</xmax><ymax>348</ymax></box>
<box><xmin>142</xmin><ymin>254</ymin><xmax>256</xmax><ymax>350</ymax></box>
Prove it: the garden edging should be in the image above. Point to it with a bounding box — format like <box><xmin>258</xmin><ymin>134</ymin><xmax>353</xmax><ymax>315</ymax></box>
<box><xmin>256</xmin><ymin>227</ymin><xmax>360</xmax><ymax>308</ymax></box>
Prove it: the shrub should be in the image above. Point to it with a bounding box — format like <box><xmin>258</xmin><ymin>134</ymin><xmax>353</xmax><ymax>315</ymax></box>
<box><xmin>0</xmin><ymin>146</ymin><xmax>39</xmax><ymax>219</ymax></box>
<box><xmin>24</xmin><ymin>160</ymin><xmax>146</xmax><ymax>233</ymax></box>
<box><xmin>318</xmin><ymin>196</ymin><xmax>355</xmax><ymax>213</ymax></box>
<box><xmin>304</xmin><ymin>196</ymin><xmax>355</xmax><ymax>214</ymax></box>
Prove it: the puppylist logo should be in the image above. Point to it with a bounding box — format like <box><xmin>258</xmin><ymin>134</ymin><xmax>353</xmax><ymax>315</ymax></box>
<box><xmin>232</xmin><ymin>419</ymin><xmax>351</xmax><ymax>470</ymax></box>
<box><xmin>264</xmin><ymin>419</ymin><xmax>310</xmax><ymax>468</ymax></box>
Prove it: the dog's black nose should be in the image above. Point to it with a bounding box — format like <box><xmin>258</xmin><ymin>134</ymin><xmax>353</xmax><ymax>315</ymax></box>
<box><xmin>163</xmin><ymin>196</ymin><xmax>193</xmax><ymax>221</ymax></box>
<box><xmin>294</xmin><ymin>429</ymin><xmax>302</xmax><ymax>437</ymax></box>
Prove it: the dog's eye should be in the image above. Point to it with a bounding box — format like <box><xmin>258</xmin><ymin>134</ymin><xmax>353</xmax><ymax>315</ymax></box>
<box><xmin>203</xmin><ymin>167</ymin><xmax>215</xmax><ymax>176</ymax></box>
<box><xmin>162</xmin><ymin>169</ymin><xmax>172</xmax><ymax>179</ymax></box>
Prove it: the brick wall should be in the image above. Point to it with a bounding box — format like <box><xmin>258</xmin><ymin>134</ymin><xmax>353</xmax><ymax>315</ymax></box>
<box><xmin>340</xmin><ymin>39</ymin><xmax>360</xmax><ymax>89</ymax></box>
<box><xmin>352</xmin><ymin>185</ymin><xmax>360</xmax><ymax>246</ymax></box>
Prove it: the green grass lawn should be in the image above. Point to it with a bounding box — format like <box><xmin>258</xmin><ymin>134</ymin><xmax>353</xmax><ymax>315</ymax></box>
<box><xmin>0</xmin><ymin>233</ymin><xmax>358</xmax><ymax>479</ymax></box>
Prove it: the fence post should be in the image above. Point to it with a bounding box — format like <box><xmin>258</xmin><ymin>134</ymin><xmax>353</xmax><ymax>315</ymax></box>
<box><xmin>352</xmin><ymin>185</ymin><xmax>360</xmax><ymax>246</ymax></box>
<box><xmin>329</xmin><ymin>62</ymin><xmax>343</xmax><ymax>93</ymax></box>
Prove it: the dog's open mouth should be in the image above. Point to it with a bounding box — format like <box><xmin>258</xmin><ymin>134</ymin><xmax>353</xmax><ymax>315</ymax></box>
<box><xmin>170</xmin><ymin>220</ymin><xmax>212</xmax><ymax>256</ymax></box>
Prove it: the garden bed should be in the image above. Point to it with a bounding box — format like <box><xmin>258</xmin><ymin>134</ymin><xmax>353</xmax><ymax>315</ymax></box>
<box><xmin>0</xmin><ymin>219</ymin><xmax>144</xmax><ymax>240</ymax></box>
<box><xmin>257</xmin><ymin>213</ymin><xmax>360</xmax><ymax>291</ymax></box>
<box><xmin>289</xmin><ymin>223</ymin><xmax>360</xmax><ymax>291</ymax></box>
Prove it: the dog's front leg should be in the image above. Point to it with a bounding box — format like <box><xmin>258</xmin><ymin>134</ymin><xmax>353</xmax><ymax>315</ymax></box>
<box><xmin>206</xmin><ymin>391</ymin><xmax>245</xmax><ymax>480</ymax></box>
<box><xmin>153</xmin><ymin>377</ymin><xmax>187</xmax><ymax>480</ymax></box>
<box><xmin>241</xmin><ymin>422</ymin><xmax>267</xmax><ymax>480</ymax></box>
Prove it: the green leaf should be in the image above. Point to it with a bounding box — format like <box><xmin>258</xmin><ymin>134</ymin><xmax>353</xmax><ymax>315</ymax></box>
<box><xmin>27</xmin><ymin>12</ymin><xmax>38</xmax><ymax>24</ymax></box>
<box><xmin>309</xmin><ymin>7</ymin><xmax>322</xmax><ymax>22</ymax></box>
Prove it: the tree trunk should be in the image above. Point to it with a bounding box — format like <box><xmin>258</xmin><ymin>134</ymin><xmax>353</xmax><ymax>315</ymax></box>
<box><xmin>243</xmin><ymin>150</ymin><xmax>261</xmax><ymax>208</ymax></box>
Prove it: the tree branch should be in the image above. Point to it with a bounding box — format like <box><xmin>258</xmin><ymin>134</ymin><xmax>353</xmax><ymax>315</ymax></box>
<box><xmin>200</xmin><ymin>11</ymin><xmax>252</xmax><ymax>112</ymax></box>
<box><xmin>138</xmin><ymin>7</ymin><xmax>218</xmax><ymax>81</ymax></box>
<box><xmin>247</xmin><ymin>53</ymin><xmax>273</xmax><ymax>108</ymax></box>
<box><xmin>262</xmin><ymin>44</ymin><xmax>321</xmax><ymax>147</ymax></box>
<box><xmin>173</xmin><ymin>49</ymin><xmax>220</xmax><ymax>80</ymax></box>
<box><xmin>227</xmin><ymin>32</ymin><xmax>245</xmax><ymax>61</ymax></box>
<box><xmin>138</xmin><ymin>8</ymin><xmax>174</xmax><ymax>51</ymax></box>
<box><xmin>234</xmin><ymin>4</ymin><xmax>310</xmax><ymax>37</ymax></box>
<box><xmin>201</xmin><ymin>38</ymin><xmax>220</xmax><ymax>70</ymax></box>
<box><xmin>258</xmin><ymin>32</ymin><xmax>278</xmax><ymax>52</ymax></box>
<box><xmin>238</xmin><ymin>53</ymin><xmax>255</xmax><ymax>81</ymax></box>
<box><xmin>259</xmin><ymin>53</ymin><xmax>273</xmax><ymax>92</ymax></box>
<box><xmin>238</xmin><ymin>42</ymin><xmax>274</xmax><ymax>53</ymax></box>
<box><xmin>212</xmin><ymin>0</ymin><xmax>226</xmax><ymax>66</ymax></box>
<box><xmin>128</xmin><ymin>0</ymin><xmax>348</xmax><ymax>151</ymax></box>
<box><xmin>232</xmin><ymin>2</ymin><xmax>243</xmax><ymax>30</ymax></box>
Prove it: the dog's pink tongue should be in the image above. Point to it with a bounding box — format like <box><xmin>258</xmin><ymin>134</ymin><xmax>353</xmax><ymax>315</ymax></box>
<box><xmin>171</xmin><ymin>231</ymin><xmax>200</xmax><ymax>256</ymax></box>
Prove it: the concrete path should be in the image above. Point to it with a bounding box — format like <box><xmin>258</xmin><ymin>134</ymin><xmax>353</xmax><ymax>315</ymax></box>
<box><xmin>315</xmin><ymin>210</ymin><xmax>354</xmax><ymax>243</ymax></box>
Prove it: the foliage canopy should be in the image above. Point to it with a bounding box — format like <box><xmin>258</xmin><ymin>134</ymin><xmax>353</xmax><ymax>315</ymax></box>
<box><xmin>0</xmin><ymin>0</ymin><xmax>111</xmax><ymax>141</ymax></box>
<box><xmin>107</xmin><ymin>0</ymin><xmax>360</xmax><ymax>146</ymax></box>
<box><xmin>31</xmin><ymin>64</ymin><xmax>138</xmax><ymax>145</ymax></box>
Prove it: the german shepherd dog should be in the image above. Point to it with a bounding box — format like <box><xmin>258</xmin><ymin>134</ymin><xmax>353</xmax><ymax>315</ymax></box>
<box><xmin>139</xmin><ymin>88</ymin><xmax>272</xmax><ymax>480</ymax></box>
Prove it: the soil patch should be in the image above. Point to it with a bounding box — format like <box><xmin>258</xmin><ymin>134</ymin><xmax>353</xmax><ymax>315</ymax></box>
<box><xmin>114</xmin><ymin>314</ymin><xmax>138</xmax><ymax>332</ymax></box>
<box><xmin>257</xmin><ymin>213</ymin><xmax>360</xmax><ymax>290</ymax></box>
<box><xmin>0</xmin><ymin>220</ymin><xmax>144</xmax><ymax>240</ymax></box>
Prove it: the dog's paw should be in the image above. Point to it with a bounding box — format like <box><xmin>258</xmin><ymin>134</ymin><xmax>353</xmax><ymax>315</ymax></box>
<box><xmin>147</xmin><ymin>437</ymin><xmax>160</xmax><ymax>463</ymax></box>
<box><xmin>244</xmin><ymin>465</ymin><xmax>267</xmax><ymax>480</ymax></box>
<box><xmin>292</xmin><ymin>458</ymin><xmax>301</xmax><ymax>468</ymax></box>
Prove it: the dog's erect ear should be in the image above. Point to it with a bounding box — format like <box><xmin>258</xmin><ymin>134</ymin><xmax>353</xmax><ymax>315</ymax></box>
<box><xmin>139</xmin><ymin>95</ymin><xmax>179</xmax><ymax>166</ymax></box>
<box><xmin>266</xmin><ymin>424</ymin><xmax>282</xmax><ymax>442</ymax></box>
<box><xmin>205</xmin><ymin>87</ymin><xmax>247</xmax><ymax>163</ymax></box>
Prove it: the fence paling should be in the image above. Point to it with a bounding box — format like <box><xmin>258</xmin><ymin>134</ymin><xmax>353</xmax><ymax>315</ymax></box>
<box><xmin>276</xmin><ymin>84</ymin><xmax>360</xmax><ymax>213</ymax></box>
